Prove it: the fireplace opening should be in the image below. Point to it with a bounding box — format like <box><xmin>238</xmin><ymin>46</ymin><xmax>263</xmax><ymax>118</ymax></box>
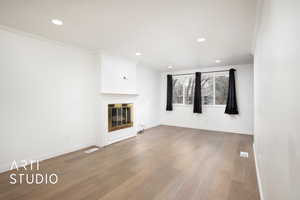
<box><xmin>108</xmin><ymin>104</ymin><xmax>133</xmax><ymax>132</ymax></box>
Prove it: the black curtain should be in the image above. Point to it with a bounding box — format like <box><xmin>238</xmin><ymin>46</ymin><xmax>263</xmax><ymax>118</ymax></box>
<box><xmin>193</xmin><ymin>72</ymin><xmax>202</xmax><ymax>113</ymax></box>
<box><xmin>225</xmin><ymin>68</ymin><xmax>238</xmax><ymax>114</ymax></box>
<box><xmin>166</xmin><ymin>75</ymin><xmax>173</xmax><ymax>111</ymax></box>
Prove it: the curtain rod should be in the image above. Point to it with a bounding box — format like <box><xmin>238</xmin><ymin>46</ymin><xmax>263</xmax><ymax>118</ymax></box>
<box><xmin>172</xmin><ymin>69</ymin><xmax>230</xmax><ymax>77</ymax></box>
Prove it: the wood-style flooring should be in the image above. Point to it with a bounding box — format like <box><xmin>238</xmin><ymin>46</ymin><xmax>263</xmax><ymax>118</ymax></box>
<box><xmin>0</xmin><ymin>125</ymin><xmax>260</xmax><ymax>200</ymax></box>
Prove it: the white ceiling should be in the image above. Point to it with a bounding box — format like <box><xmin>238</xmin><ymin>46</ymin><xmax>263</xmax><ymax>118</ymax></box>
<box><xmin>0</xmin><ymin>0</ymin><xmax>257</xmax><ymax>70</ymax></box>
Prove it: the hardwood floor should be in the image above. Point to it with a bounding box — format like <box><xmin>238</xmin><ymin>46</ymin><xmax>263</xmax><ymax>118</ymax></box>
<box><xmin>0</xmin><ymin>125</ymin><xmax>260</xmax><ymax>200</ymax></box>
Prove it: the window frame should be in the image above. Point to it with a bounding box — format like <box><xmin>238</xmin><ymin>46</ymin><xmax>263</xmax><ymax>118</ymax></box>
<box><xmin>172</xmin><ymin>74</ymin><xmax>194</xmax><ymax>106</ymax></box>
<box><xmin>213</xmin><ymin>72</ymin><xmax>229</xmax><ymax>106</ymax></box>
<box><xmin>172</xmin><ymin>72</ymin><xmax>229</xmax><ymax>107</ymax></box>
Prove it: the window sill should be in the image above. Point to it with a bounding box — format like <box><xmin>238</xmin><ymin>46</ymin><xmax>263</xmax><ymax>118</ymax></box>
<box><xmin>173</xmin><ymin>104</ymin><xmax>191</xmax><ymax>107</ymax></box>
<box><xmin>173</xmin><ymin>104</ymin><xmax>226</xmax><ymax>108</ymax></box>
<box><xmin>203</xmin><ymin>105</ymin><xmax>226</xmax><ymax>108</ymax></box>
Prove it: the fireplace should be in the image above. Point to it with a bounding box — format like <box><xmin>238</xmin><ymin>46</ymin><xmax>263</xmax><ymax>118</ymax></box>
<box><xmin>108</xmin><ymin>104</ymin><xmax>133</xmax><ymax>132</ymax></box>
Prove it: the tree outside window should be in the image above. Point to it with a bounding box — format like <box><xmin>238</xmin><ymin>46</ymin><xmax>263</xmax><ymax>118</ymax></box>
<box><xmin>172</xmin><ymin>72</ymin><xmax>229</xmax><ymax>106</ymax></box>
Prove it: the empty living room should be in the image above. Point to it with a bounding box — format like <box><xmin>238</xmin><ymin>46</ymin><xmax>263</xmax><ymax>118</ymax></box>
<box><xmin>0</xmin><ymin>0</ymin><xmax>299</xmax><ymax>200</ymax></box>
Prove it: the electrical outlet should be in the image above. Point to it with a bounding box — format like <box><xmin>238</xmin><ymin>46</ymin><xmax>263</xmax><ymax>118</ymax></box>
<box><xmin>240</xmin><ymin>151</ymin><xmax>249</xmax><ymax>158</ymax></box>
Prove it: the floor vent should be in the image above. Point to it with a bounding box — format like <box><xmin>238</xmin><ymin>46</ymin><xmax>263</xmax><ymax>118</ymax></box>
<box><xmin>240</xmin><ymin>151</ymin><xmax>249</xmax><ymax>158</ymax></box>
<box><xmin>85</xmin><ymin>147</ymin><xmax>99</xmax><ymax>154</ymax></box>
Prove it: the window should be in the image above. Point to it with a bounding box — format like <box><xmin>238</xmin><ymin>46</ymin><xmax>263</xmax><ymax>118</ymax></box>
<box><xmin>172</xmin><ymin>75</ymin><xmax>194</xmax><ymax>105</ymax></box>
<box><xmin>201</xmin><ymin>74</ymin><xmax>214</xmax><ymax>105</ymax></box>
<box><xmin>215</xmin><ymin>74</ymin><xmax>229</xmax><ymax>105</ymax></box>
<box><xmin>172</xmin><ymin>72</ymin><xmax>229</xmax><ymax>106</ymax></box>
<box><xmin>202</xmin><ymin>72</ymin><xmax>229</xmax><ymax>105</ymax></box>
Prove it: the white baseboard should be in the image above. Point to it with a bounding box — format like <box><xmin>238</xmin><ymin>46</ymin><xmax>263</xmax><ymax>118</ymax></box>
<box><xmin>160</xmin><ymin>124</ymin><xmax>253</xmax><ymax>135</ymax></box>
<box><xmin>144</xmin><ymin>123</ymin><xmax>160</xmax><ymax>130</ymax></box>
<box><xmin>0</xmin><ymin>142</ymin><xmax>94</xmax><ymax>174</ymax></box>
<box><xmin>105</xmin><ymin>123</ymin><xmax>160</xmax><ymax>146</ymax></box>
<box><xmin>0</xmin><ymin>124</ymin><xmax>161</xmax><ymax>173</ymax></box>
<box><xmin>253</xmin><ymin>143</ymin><xmax>265</xmax><ymax>200</ymax></box>
<box><xmin>107</xmin><ymin>134</ymin><xmax>137</xmax><ymax>146</ymax></box>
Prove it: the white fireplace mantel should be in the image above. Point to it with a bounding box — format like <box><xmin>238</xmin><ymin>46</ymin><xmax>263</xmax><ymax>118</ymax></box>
<box><xmin>100</xmin><ymin>92</ymin><xmax>139</xmax><ymax>96</ymax></box>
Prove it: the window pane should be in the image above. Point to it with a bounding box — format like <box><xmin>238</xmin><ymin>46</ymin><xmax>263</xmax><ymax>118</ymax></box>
<box><xmin>172</xmin><ymin>77</ymin><xmax>183</xmax><ymax>104</ymax></box>
<box><xmin>215</xmin><ymin>75</ymin><xmax>229</xmax><ymax>105</ymax></box>
<box><xmin>184</xmin><ymin>76</ymin><xmax>195</xmax><ymax>105</ymax></box>
<box><xmin>201</xmin><ymin>75</ymin><xmax>214</xmax><ymax>105</ymax></box>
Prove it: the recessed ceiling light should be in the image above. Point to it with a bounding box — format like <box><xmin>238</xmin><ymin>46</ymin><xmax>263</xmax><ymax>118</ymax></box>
<box><xmin>135</xmin><ymin>52</ymin><xmax>142</xmax><ymax>56</ymax></box>
<box><xmin>215</xmin><ymin>59</ymin><xmax>221</xmax><ymax>63</ymax></box>
<box><xmin>51</xmin><ymin>19</ymin><xmax>63</xmax><ymax>26</ymax></box>
<box><xmin>168</xmin><ymin>66</ymin><xmax>173</xmax><ymax>69</ymax></box>
<box><xmin>197</xmin><ymin>37</ymin><xmax>206</xmax><ymax>42</ymax></box>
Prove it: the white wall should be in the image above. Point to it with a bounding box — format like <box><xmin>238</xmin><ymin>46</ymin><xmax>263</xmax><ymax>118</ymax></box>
<box><xmin>0</xmin><ymin>28</ymin><xmax>98</xmax><ymax>172</ymax></box>
<box><xmin>0</xmin><ymin>27</ymin><xmax>161</xmax><ymax>172</ymax></box>
<box><xmin>160</xmin><ymin>64</ymin><xmax>254</xmax><ymax>135</ymax></box>
<box><xmin>136</xmin><ymin>64</ymin><xmax>161</xmax><ymax>130</ymax></box>
<box><xmin>253</xmin><ymin>0</ymin><xmax>300</xmax><ymax>199</ymax></box>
